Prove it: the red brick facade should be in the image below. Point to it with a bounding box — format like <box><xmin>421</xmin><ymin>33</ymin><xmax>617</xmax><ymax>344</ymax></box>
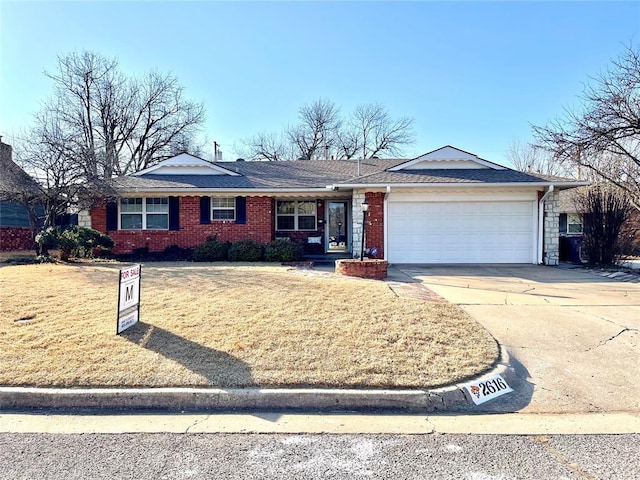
<box><xmin>91</xmin><ymin>196</ymin><xmax>328</xmax><ymax>254</ymax></box>
<box><xmin>622</xmin><ymin>210</ymin><xmax>640</xmax><ymax>255</ymax></box>
<box><xmin>364</xmin><ymin>192</ymin><xmax>385</xmax><ymax>259</ymax></box>
<box><xmin>0</xmin><ymin>227</ymin><xmax>34</xmax><ymax>251</ymax></box>
<box><xmin>92</xmin><ymin>196</ymin><xmax>275</xmax><ymax>254</ymax></box>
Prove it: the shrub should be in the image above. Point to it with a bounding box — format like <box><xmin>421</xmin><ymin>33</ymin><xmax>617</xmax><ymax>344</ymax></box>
<box><xmin>161</xmin><ymin>244</ymin><xmax>194</xmax><ymax>261</ymax></box>
<box><xmin>264</xmin><ymin>239</ymin><xmax>303</xmax><ymax>262</ymax></box>
<box><xmin>577</xmin><ymin>185</ymin><xmax>633</xmax><ymax>266</ymax></box>
<box><xmin>35</xmin><ymin>227</ymin><xmax>58</xmax><ymax>255</ymax></box>
<box><xmin>58</xmin><ymin>226</ymin><xmax>115</xmax><ymax>259</ymax></box>
<box><xmin>35</xmin><ymin>226</ymin><xmax>114</xmax><ymax>260</ymax></box>
<box><xmin>131</xmin><ymin>246</ymin><xmax>150</xmax><ymax>259</ymax></box>
<box><xmin>228</xmin><ymin>239</ymin><xmax>263</xmax><ymax>262</ymax></box>
<box><xmin>192</xmin><ymin>237</ymin><xmax>230</xmax><ymax>262</ymax></box>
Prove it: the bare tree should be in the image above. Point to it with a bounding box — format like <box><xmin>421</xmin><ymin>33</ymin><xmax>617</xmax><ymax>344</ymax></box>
<box><xmin>239</xmin><ymin>132</ymin><xmax>289</xmax><ymax>161</ymax></box>
<box><xmin>286</xmin><ymin>99</ymin><xmax>342</xmax><ymax>160</ymax></box>
<box><xmin>532</xmin><ymin>44</ymin><xmax>640</xmax><ymax>208</ymax></box>
<box><xmin>240</xmin><ymin>99</ymin><xmax>415</xmax><ymax>160</ymax></box>
<box><xmin>16</xmin><ymin>113</ymin><xmax>98</xmax><ymax>228</ymax></box>
<box><xmin>506</xmin><ymin>138</ymin><xmax>570</xmax><ymax>176</ymax></box>
<box><xmin>339</xmin><ymin>103</ymin><xmax>415</xmax><ymax>159</ymax></box>
<box><xmin>28</xmin><ymin>51</ymin><xmax>205</xmax><ymax>182</ymax></box>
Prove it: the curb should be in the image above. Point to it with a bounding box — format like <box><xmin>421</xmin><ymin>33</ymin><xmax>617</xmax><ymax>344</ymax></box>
<box><xmin>0</xmin><ymin>349</ymin><xmax>516</xmax><ymax>412</ymax></box>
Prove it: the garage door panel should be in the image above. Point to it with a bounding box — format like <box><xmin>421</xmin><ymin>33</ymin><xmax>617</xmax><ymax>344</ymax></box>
<box><xmin>388</xmin><ymin>200</ymin><xmax>535</xmax><ymax>264</ymax></box>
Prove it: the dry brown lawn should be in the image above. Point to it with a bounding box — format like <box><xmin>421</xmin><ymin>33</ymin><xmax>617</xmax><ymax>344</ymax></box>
<box><xmin>0</xmin><ymin>261</ymin><xmax>498</xmax><ymax>389</ymax></box>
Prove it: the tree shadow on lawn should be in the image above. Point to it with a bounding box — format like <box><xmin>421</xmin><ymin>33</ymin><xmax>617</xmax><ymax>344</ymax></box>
<box><xmin>121</xmin><ymin>322</ymin><xmax>255</xmax><ymax>387</ymax></box>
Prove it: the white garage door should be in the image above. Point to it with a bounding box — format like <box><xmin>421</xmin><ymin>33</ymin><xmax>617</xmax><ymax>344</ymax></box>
<box><xmin>387</xmin><ymin>201</ymin><xmax>535</xmax><ymax>264</ymax></box>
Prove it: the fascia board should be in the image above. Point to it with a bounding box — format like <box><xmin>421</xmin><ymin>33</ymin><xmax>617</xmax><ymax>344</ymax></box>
<box><xmin>112</xmin><ymin>187</ymin><xmax>336</xmax><ymax>196</ymax></box>
<box><xmin>328</xmin><ymin>181</ymin><xmax>590</xmax><ymax>189</ymax></box>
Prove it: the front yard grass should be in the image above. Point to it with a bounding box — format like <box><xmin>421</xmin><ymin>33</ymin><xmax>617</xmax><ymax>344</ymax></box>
<box><xmin>0</xmin><ymin>262</ymin><xmax>498</xmax><ymax>389</ymax></box>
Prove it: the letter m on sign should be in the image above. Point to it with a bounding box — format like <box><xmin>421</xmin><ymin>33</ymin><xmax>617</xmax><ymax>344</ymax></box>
<box><xmin>125</xmin><ymin>284</ymin><xmax>134</xmax><ymax>302</ymax></box>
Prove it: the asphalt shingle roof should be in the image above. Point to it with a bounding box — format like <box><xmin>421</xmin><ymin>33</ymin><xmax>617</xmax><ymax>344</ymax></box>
<box><xmin>110</xmin><ymin>157</ymin><xmax>582</xmax><ymax>192</ymax></box>
<box><xmin>0</xmin><ymin>143</ymin><xmax>41</xmax><ymax>199</ymax></box>
<box><xmin>112</xmin><ymin>159</ymin><xmax>406</xmax><ymax>191</ymax></box>
<box><xmin>338</xmin><ymin>168</ymin><xmax>577</xmax><ymax>185</ymax></box>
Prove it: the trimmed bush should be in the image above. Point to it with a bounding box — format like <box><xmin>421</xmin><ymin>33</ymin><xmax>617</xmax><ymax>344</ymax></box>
<box><xmin>264</xmin><ymin>239</ymin><xmax>303</xmax><ymax>262</ymax></box>
<box><xmin>161</xmin><ymin>244</ymin><xmax>194</xmax><ymax>261</ymax></box>
<box><xmin>192</xmin><ymin>237</ymin><xmax>230</xmax><ymax>262</ymax></box>
<box><xmin>59</xmin><ymin>226</ymin><xmax>114</xmax><ymax>259</ymax></box>
<box><xmin>228</xmin><ymin>239</ymin><xmax>263</xmax><ymax>262</ymax></box>
<box><xmin>36</xmin><ymin>226</ymin><xmax>114</xmax><ymax>260</ymax></box>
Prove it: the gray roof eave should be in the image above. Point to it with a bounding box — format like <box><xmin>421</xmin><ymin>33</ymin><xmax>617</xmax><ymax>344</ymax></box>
<box><xmin>328</xmin><ymin>180</ymin><xmax>591</xmax><ymax>190</ymax></box>
<box><xmin>113</xmin><ymin>186</ymin><xmax>337</xmax><ymax>195</ymax></box>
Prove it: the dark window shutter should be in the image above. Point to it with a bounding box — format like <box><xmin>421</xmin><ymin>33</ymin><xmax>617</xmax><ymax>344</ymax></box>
<box><xmin>106</xmin><ymin>201</ymin><xmax>118</xmax><ymax>231</ymax></box>
<box><xmin>559</xmin><ymin>213</ymin><xmax>567</xmax><ymax>234</ymax></box>
<box><xmin>200</xmin><ymin>196</ymin><xmax>211</xmax><ymax>224</ymax></box>
<box><xmin>169</xmin><ymin>196</ymin><xmax>180</xmax><ymax>231</ymax></box>
<box><xmin>236</xmin><ymin>197</ymin><xmax>246</xmax><ymax>224</ymax></box>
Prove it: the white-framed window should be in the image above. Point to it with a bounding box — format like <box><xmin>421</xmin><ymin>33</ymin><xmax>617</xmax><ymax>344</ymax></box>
<box><xmin>276</xmin><ymin>200</ymin><xmax>317</xmax><ymax>231</ymax></box>
<box><xmin>120</xmin><ymin>197</ymin><xmax>169</xmax><ymax>230</ymax></box>
<box><xmin>211</xmin><ymin>197</ymin><xmax>236</xmax><ymax>221</ymax></box>
<box><xmin>567</xmin><ymin>213</ymin><xmax>583</xmax><ymax>234</ymax></box>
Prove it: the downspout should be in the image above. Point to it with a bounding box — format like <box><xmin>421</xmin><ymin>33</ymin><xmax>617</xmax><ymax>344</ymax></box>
<box><xmin>383</xmin><ymin>186</ymin><xmax>391</xmax><ymax>260</ymax></box>
<box><xmin>537</xmin><ymin>185</ymin><xmax>554</xmax><ymax>264</ymax></box>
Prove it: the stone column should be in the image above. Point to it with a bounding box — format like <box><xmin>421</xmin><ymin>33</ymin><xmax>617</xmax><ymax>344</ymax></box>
<box><xmin>351</xmin><ymin>190</ymin><xmax>365</xmax><ymax>258</ymax></box>
<box><xmin>543</xmin><ymin>190</ymin><xmax>560</xmax><ymax>265</ymax></box>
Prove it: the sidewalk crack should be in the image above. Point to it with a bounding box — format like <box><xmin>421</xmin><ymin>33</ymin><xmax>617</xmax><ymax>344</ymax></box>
<box><xmin>185</xmin><ymin>414</ymin><xmax>211</xmax><ymax>433</ymax></box>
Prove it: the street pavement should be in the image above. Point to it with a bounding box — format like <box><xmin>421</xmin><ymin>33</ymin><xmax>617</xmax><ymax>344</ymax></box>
<box><xmin>1</xmin><ymin>431</ymin><xmax>638</xmax><ymax>479</ymax></box>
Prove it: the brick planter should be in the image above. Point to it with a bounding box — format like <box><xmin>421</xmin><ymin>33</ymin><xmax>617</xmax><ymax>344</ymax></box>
<box><xmin>335</xmin><ymin>259</ymin><xmax>388</xmax><ymax>280</ymax></box>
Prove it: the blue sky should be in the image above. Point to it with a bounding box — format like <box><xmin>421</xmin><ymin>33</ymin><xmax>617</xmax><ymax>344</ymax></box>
<box><xmin>1</xmin><ymin>1</ymin><xmax>639</xmax><ymax>167</ymax></box>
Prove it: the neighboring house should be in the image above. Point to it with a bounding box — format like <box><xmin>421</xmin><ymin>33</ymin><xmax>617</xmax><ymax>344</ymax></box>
<box><xmin>558</xmin><ymin>189</ymin><xmax>586</xmax><ymax>263</ymax></box>
<box><xmin>88</xmin><ymin>145</ymin><xmax>588</xmax><ymax>264</ymax></box>
<box><xmin>559</xmin><ymin>187</ymin><xmax>640</xmax><ymax>261</ymax></box>
<box><xmin>0</xmin><ymin>140</ymin><xmax>43</xmax><ymax>251</ymax></box>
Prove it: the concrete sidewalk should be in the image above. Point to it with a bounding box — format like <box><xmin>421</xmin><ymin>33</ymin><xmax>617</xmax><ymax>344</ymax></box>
<box><xmin>2</xmin><ymin>411</ymin><xmax>639</xmax><ymax>435</ymax></box>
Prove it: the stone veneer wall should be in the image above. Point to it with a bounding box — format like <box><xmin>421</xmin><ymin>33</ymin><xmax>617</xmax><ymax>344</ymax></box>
<box><xmin>351</xmin><ymin>191</ymin><xmax>366</xmax><ymax>258</ymax></box>
<box><xmin>77</xmin><ymin>210</ymin><xmax>92</xmax><ymax>228</ymax></box>
<box><xmin>543</xmin><ymin>190</ymin><xmax>560</xmax><ymax>265</ymax></box>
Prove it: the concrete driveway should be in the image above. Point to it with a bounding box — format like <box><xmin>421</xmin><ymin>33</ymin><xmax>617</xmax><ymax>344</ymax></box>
<box><xmin>395</xmin><ymin>265</ymin><xmax>640</xmax><ymax>414</ymax></box>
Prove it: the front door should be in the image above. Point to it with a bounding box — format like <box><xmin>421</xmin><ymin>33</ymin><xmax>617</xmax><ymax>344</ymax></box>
<box><xmin>327</xmin><ymin>201</ymin><xmax>349</xmax><ymax>252</ymax></box>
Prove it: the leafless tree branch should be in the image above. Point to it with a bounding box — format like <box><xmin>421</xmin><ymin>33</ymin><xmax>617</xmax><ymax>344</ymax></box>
<box><xmin>532</xmin><ymin>43</ymin><xmax>640</xmax><ymax>209</ymax></box>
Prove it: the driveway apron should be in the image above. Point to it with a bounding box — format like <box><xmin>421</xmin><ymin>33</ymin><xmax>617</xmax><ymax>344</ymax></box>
<box><xmin>396</xmin><ymin>265</ymin><xmax>640</xmax><ymax>414</ymax></box>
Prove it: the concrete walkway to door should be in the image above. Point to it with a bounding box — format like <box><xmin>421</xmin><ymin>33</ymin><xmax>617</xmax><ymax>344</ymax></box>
<box><xmin>394</xmin><ymin>265</ymin><xmax>640</xmax><ymax>414</ymax></box>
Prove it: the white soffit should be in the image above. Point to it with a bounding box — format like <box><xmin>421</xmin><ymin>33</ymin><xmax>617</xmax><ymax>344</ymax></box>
<box><xmin>133</xmin><ymin>153</ymin><xmax>240</xmax><ymax>176</ymax></box>
<box><xmin>388</xmin><ymin>145</ymin><xmax>506</xmax><ymax>171</ymax></box>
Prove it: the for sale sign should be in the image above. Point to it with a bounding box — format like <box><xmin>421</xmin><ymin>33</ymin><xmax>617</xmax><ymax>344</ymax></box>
<box><xmin>464</xmin><ymin>374</ymin><xmax>513</xmax><ymax>405</ymax></box>
<box><xmin>116</xmin><ymin>264</ymin><xmax>141</xmax><ymax>334</ymax></box>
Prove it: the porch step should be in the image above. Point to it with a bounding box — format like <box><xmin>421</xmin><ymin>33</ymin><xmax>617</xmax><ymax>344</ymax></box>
<box><xmin>304</xmin><ymin>253</ymin><xmax>353</xmax><ymax>265</ymax></box>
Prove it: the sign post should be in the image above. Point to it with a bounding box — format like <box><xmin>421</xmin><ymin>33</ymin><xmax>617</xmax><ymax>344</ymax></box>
<box><xmin>116</xmin><ymin>264</ymin><xmax>141</xmax><ymax>334</ymax></box>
